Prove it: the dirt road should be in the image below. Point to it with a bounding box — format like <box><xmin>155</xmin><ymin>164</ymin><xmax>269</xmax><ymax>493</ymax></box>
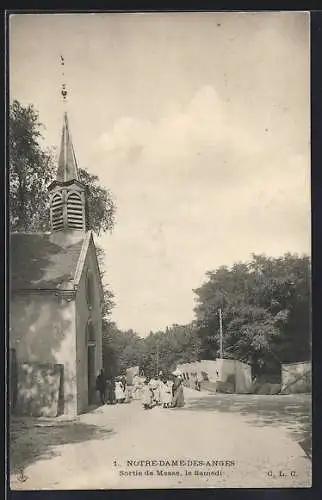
<box><xmin>10</xmin><ymin>389</ymin><xmax>311</xmax><ymax>490</ymax></box>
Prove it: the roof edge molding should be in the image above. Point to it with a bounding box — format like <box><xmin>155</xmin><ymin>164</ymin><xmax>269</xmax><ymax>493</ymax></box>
<box><xmin>74</xmin><ymin>231</ymin><xmax>92</xmax><ymax>285</ymax></box>
<box><xmin>73</xmin><ymin>231</ymin><xmax>105</xmax><ymax>303</ymax></box>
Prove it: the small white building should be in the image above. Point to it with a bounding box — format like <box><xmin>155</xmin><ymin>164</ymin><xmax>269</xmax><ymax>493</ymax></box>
<box><xmin>177</xmin><ymin>358</ymin><xmax>252</xmax><ymax>394</ymax></box>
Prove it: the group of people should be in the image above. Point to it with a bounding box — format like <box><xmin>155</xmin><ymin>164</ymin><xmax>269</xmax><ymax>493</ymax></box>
<box><xmin>95</xmin><ymin>368</ymin><xmax>185</xmax><ymax>410</ymax></box>
<box><xmin>95</xmin><ymin>370</ymin><xmax>129</xmax><ymax>405</ymax></box>
<box><xmin>141</xmin><ymin>369</ymin><xmax>185</xmax><ymax>410</ymax></box>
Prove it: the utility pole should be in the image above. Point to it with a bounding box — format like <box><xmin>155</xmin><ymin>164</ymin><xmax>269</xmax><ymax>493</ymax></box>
<box><xmin>219</xmin><ymin>308</ymin><xmax>223</xmax><ymax>359</ymax></box>
<box><xmin>156</xmin><ymin>342</ymin><xmax>159</xmax><ymax>377</ymax></box>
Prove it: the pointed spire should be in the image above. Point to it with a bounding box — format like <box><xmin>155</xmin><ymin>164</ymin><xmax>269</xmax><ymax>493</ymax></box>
<box><xmin>48</xmin><ymin>55</ymin><xmax>87</xmax><ymax>243</ymax></box>
<box><xmin>56</xmin><ymin>112</ymin><xmax>80</xmax><ymax>182</ymax></box>
<box><xmin>56</xmin><ymin>55</ymin><xmax>79</xmax><ymax>182</ymax></box>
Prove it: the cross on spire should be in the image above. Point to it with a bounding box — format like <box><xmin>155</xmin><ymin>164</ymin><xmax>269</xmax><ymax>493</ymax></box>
<box><xmin>55</xmin><ymin>55</ymin><xmax>80</xmax><ymax>182</ymax></box>
<box><xmin>60</xmin><ymin>55</ymin><xmax>68</xmax><ymax>102</ymax></box>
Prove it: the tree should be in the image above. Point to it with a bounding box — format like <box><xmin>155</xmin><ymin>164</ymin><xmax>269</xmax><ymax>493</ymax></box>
<box><xmin>96</xmin><ymin>245</ymin><xmax>115</xmax><ymax>320</ymax></box>
<box><xmin>101</xmin><ymin>321</ymin><xmax>202</xmax><ymax>379</ymax></box>
<box><xmin>9</xmin><ymin>100</ymin><xmax>116</xmax><ymax>235</ymax></box>
<box><xmin>101</xmin><ymin>322</ymin><xmax>121</xmax><ymax>378</ymax></box>
<box><xmin>249</xmin><ymin>253</ymin><xmax>311</xmax><ymax>364</ymax></box>
<box><xmin>140</xmin><ymin>324</ymin><xmax>201</xmax><ymax>377</ymax></box>
<box><xmin>80</xmin><ymin>169</ymin><xmax>115</xmax><ymax>236</ymax></box>
<box><xmin>193</xmin><ymin>254</ymin><xmax>311</xmax><ymax>375</ymax></box>
<box><xmin>102</xmin><ymin>322</ymin><xmax>144</xmax><ymax>377</ymax></box>
<box><xmin>9</xmin><ymin>100</ymin><xmax>56</xmax><ymax>231</ymax></box>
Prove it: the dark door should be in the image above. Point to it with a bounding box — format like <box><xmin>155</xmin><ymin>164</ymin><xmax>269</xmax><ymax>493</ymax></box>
<box><xmin>87</xmin><ymin>345</ymin><xmax>96</xmax><ymax>405</ymax></box>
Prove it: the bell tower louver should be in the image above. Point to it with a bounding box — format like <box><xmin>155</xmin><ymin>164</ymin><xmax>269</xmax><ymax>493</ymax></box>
<box><xmin>48</xmin><ymin>112</ymin><xmax>87</xmax><ymax>246</ymax></box>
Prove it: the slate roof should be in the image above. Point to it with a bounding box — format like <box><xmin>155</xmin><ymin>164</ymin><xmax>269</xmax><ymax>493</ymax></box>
<box><xmin>10</xmin><ymin>233</ymin><xmax>84</xmax><ymax>290</ymax></box>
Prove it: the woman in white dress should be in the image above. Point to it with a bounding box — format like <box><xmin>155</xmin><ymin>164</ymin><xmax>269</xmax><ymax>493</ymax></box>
<box><xmin>115</xmin><ymin>379</ymin><xmax>125</xmax><ymax>403</ymax></box>
<box><xmin>142</xmin><ymin>379</ymin><xmax>154</xmax><ymax>409</ymax></box>
<box><xmin>132</xmin><ymin>375</ymin><xmax>142</xmax><ymax>400</ymax></box>
<box><xmin>160</xmin><ymin>378</ymin><xmax>173</xmax><ymax>408</ymax></box>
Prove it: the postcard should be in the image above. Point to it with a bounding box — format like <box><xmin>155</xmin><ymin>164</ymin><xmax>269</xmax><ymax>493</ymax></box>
<box><xmin>8</xmin><ymin>11</ymin><xmax>311</xmax><ymax>490</ymax></box>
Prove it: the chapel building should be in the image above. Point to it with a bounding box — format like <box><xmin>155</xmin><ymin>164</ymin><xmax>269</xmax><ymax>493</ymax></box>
<box><xmin>10</xmin><ymin>111</ymin><xmax>104</xmax><ymax>417</ymax></box>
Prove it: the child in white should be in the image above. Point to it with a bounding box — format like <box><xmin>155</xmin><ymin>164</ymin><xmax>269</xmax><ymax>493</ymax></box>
<box><xmin>142</xmin><ymin>379</ymin><xmax>154</xmax><ymax>409</ymax></box>
<box><xmin>161</xmin><ymin>379</ymin><xmax>173</xmax><ymax>408</ymax></box>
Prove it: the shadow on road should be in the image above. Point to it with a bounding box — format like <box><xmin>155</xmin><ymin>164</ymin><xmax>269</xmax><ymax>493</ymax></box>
<box><xmin>10</xmin><ymin>416</ymin><xmax>115</xmax><ymax>476</ymax></box>
<box><xmin>184</xmin><ymin>393</ymin><xmax>312</xmax><ymax>459</ymax></box>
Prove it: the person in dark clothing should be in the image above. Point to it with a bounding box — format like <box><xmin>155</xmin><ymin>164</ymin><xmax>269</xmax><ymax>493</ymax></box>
<box><xmin>110</xmin><ymin>377</ymin><xmax>116</xmax><ymax>404</ymax></box>
<box><xmin>96</xmin><ymin>369</ymin><xmax>106</xmax><ymax>405</ymax></box>
<box><xmin>105</xmin><ymin>379</ymin><xmax>112</xmax><ymax>404</ymax></box>
<box><xmin>106</xmin><ymin>377</ymin><xmax>116</xmax><ymax>404</ymax></box>
<box><xmin>121</xmin><ymin>375</ymin><xmax>127</xmax><ymax>390</ymax></box>
<box><xmin>171</xmin><ymin>372</ymin><xmax>185</xmax><ymax>408</ymax></box>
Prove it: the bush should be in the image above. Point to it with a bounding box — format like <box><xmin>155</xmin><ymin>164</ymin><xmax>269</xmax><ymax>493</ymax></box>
<box><xmin>256</xmin><ymin>382</ymin><xmax>281</xmax><ymax>395</ymax></box>
<box><xmin>216</xmin><ymin>381</ymin><xmax>234</xmax><ymax>394</ymax></box>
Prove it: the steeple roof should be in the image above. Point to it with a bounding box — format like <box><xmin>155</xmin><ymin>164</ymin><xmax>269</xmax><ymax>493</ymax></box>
<box><xmin>56</xmin><ymin>112</ymin><xmax>80</xmax><ymax>183</ymax></box>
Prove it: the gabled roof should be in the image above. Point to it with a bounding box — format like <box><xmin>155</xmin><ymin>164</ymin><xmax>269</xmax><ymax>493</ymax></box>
<box><xmin>74</xmin><ymin>231</ymin><xmax>105</xmax><ymax>302</ymax></box>
<box><xmin>10</xmin><ymin>233</ymin><xmax>84</xmax><ymax>290</ymax></box>
<box><xmin>56</xmin><ymin>112</ymin><xmax>80</xmax><ymax>183</ymax></box>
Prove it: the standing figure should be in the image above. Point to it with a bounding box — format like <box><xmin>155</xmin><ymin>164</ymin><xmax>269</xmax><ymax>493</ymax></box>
<box><xmin>149</xmin><ymin>377</ymin><xmax>160</xmax><ymax>404</ymax></box>
<box><xmin>160</xmin><ymin>378</ymin><xmax>173</xmax><ymax>408</ymax></box>
<box><xmin>95</xmin><ymin>369</ymin><xmax>106</xmax><ymax>405</ymax></box>
<box><xmin>121</xmin><ymin>375</ymin><xmax>127</xmax><ymax>390</ymax></box>
<box><xmin>196</xmin><ymin>373</ymin><xmax>202</xmax><ymax>391</ymax></box>
<box><xmin>154</xmin><ymin>372</ymin><xmax>164</xmax><ymax>404</ymax></box>
<box><xmin>142</xmin><ymin>379</ymin><xmax>154</xmax><ymax>409</ymax></box>
<box><xmin>124</xmin><ymin>382</ymin><xmax>132</xmax><ymax>403</ymax></box>
<box><xmin>105</xmin><ymin>378</ymin><xmax>112</xmax><ymax>404</ymax></box>
<box><xmin>171</xmin><ymin>370</ymin><xmax>185</xmax><ymax>408</ymax></box>
<box><xmin>105</xmin><ymin>378</ymin><xmax>116</xmax><ymax>404</ymax></box>
<box><xmin>115</xmin><ymin>378</ymin><xmax>126</xmax><ymax>403</ymax></box>
<box><xmin>132</xmin><ymin>374</ymin><xmax>141</xmax><ymax>400</ymax></box>
<box><xmin>110</xmin><ymin>377</ymin><xmax>116</xmax><ymax>404</ymax></box>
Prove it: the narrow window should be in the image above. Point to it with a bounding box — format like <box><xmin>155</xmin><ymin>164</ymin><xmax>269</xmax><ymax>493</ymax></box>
<box><xmin>51</xmin><ymin>192</ymin><xmax>64</xmax><ymax>231</ymax></box>
<box><xmin>87</xmin><ymin>320</ymin><xmax>95</xmax><ymax>344</ymax></box>
<box><xmin>86</xmin><ymin>272</ymin><xmax>94</xmax><ymax>308</ymax></box>
<box><xmin>67</xmin><ymin>192</ymin><xmax>83</xmax><ymax>229</ymax></box>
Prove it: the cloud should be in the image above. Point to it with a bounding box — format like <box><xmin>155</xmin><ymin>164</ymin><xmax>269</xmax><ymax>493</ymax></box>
<box><xmin>92</xmin><ymin>85</ymin><xmax>309</xmax><ymax>334</ymax></box>
<box><xmin>93</xmin><ymin>84</ymin><xmax>308</xmax><ymax>200</ymax></box>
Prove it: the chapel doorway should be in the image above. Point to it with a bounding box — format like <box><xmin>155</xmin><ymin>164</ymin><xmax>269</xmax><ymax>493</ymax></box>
<box><xmin>87</xmin><ymin>345</ymin><xmax>96</xmax><ymax>405</ymax></box>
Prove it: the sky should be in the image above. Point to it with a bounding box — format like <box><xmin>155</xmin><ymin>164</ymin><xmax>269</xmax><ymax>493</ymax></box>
<box><xmin>9</xmin><ymin>12</ymin><xmax>310</xmax><ymax>336</ymax></box>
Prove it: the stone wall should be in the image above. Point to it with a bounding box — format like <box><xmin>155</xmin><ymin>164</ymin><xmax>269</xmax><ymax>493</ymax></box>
<box><xmin>10</xmin><ymin>292</ymin><xmax>78</xmax><ymax>416</ymax></box>
<box><xmin>15</xmin><ymin>362</ymin><xmax>64</xmax><ymax>417</ymax></box>
<box><xmin>281</xmin><ymin>361</ymin><xmax>311</xmax><ymax>394</ymax></box>
<box><xmin>177</xmin><ymin>359</ymin><xmax>252</xmax><ymax>393</ymax></box>
<box><xmin>235</xmin><ymin>360</ymin><xmax>253</xmax><ymax>393</ymax></box>
<box><xmin>177</xmin><ymin>360</ymin><xmax>218</xmax><ymax>382</ymax></box>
